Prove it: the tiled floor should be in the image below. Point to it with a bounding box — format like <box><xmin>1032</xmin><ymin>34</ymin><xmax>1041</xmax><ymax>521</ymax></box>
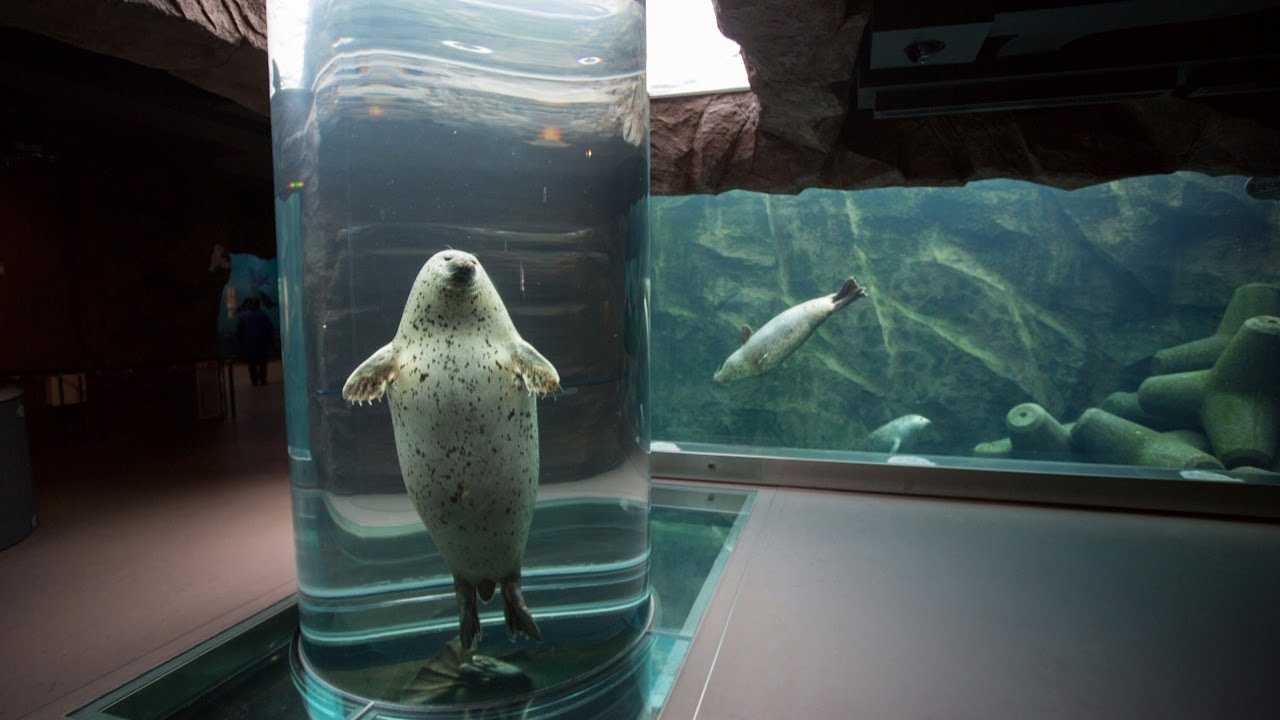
<box><xmin>0</xmin><ymin>365</ymin><xmax>296</xmax><ymax>720</ymax></box>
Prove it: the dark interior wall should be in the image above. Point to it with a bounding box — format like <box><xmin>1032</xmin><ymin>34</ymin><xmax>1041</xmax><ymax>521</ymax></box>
<box><xmin>0</xmin><ymin>150</ymin><xmax>274</xmax><ymax>375</ymax></box>
<box><xmin>0</xmin><ymin>145</ymin><xmax>273</xmax><ymax>445</ymax></box>
<box><xmin>0</xmin><ymin>29</ymin><xmax>275</xmax><ymax>443</ymax></box>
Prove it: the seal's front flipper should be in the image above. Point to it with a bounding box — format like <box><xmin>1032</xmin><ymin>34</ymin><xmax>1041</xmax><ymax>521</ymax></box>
<box><xmin>454</xmin><ymin>576</ymin><xmax>483</xmax><ymax>650</ymax></box>
<box><xmin>510</xmin><ymin>340</ymin><xmax>560</xmax><ymax>395</ymax></box>
<box><xmin>500</xmin><ymin>574</ymin><xmax>542</xmax><ymax>642</ymax></box>
<box><xmin>343</xmin><ymin>343</ymin><xmax>397</xmax><ymax>403</ymax></box>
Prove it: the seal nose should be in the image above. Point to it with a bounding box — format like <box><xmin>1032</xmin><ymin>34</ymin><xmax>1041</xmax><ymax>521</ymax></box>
<box><xmin>448</xmin><ymin>257</ymin><xmax>477</xmax><ymax>284</ymax></box>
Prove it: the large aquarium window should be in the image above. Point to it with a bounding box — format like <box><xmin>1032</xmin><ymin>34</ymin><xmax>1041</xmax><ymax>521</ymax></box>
<box><xmin>650</xmin><ymin>173</ymin><xmax>1280</xmax><ymax>499</ymax></box>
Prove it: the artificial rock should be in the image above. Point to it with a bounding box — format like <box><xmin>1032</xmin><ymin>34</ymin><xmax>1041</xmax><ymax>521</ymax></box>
<box><xmin>1138</xmin><ymin>315</ymin><xmax>1280</xmax><ymax>469</ymax></box>
<box><xmin>5</xmin><ymin>0</ymin><xmax>1280</xmax><ymax>195</ymax></box>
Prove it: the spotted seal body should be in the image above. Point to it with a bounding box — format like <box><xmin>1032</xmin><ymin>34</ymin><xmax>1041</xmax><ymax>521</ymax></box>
<box><xmin>343</xmin><ymin>250</ymin><xmax>560</xmax><ymax>650</ymax></box>
<box><xmin>714</xmin><ymin>277</ymin><xmax>868</xmax><ymax>383</ymax></box>
<box><xmin>862</xmin><ymin>414</ymin><xmax>932</xmax><ymax>454</ymax></box>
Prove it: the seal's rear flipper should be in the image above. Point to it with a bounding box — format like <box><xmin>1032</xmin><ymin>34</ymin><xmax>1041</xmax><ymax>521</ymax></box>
<box><xmin>343</xmin><ymin>343</ymin><xmax>398</xmax><ymax>403</ymax></box>
<box><xmin>454</xmin><ymin>576</ymin><xmax>483</xmax><ymax>650</ymax></box>
<box><xmin>500</xmin><ymin>575</ymin><xmax>542</xmax><ymax>642</ymax></box>
<box><xmin>832</xmin><ymin>277</ymin><xmax>869</xmax><ymax>310</ymax></box>
<box><xmin>510</xmin><ymin>339</ymin><xmax>560</xmax><ymax>395</ymax></box>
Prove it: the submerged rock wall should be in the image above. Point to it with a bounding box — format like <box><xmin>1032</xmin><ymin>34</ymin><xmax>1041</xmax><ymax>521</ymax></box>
<box><xmin>650</xmin><ymin>172</ymin><xmax>1280</xmax><ymax>455</ymax></box>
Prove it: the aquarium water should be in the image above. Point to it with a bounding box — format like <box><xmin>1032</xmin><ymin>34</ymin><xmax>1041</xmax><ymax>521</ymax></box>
<box><xmin>650</xmin><ymin>179</ymin><xmax>1280</xmax><ymax>478</ymax></box>
<box><xmin>267</xmin><ymin>0</ymin><xmax>650</xmax><ymax>705</ymax></box>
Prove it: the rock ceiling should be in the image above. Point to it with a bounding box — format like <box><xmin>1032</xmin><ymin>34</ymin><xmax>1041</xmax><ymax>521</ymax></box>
<box><xmin>3</xmin><ymin>0</ymin><xmax>1279</xmax><ymax>195</ymax></box>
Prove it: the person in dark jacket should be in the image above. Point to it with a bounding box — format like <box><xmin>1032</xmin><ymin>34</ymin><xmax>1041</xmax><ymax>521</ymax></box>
<box><xmin>235</xmin><ymin>297</ymin><xmax>275</xmax><ymax>386</ymax></box>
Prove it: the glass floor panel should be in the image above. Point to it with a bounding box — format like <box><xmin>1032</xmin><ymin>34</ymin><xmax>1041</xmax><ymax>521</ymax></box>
<box><xmin>69</xmin><ymin>483</ymin><xmax>755</xmax><ymax>720</ymax></box>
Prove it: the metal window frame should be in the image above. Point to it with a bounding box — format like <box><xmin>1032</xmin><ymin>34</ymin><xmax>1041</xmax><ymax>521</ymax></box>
<box><xmin>650</xmin><ymin>444</ymin><xmax>1280</xmax><ymax>520</ymax></box>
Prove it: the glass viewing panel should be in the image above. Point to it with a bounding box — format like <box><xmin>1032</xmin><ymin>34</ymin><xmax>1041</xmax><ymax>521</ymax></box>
<box><xmin>650</xmin><ymin>175</ymin><xmax>1280</xmax><ymax>486</ymax></box>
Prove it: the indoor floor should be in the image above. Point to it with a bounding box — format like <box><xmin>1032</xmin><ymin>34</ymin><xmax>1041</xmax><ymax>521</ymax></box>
<box><xmin>3</xmin><ymin>364</ymin><xmax>1280</xmax><ymax>720</ymax></box>
<box><xmin>0</xmin><ymin>364</ymin><xmax>296</xmax><ymax>720</ymax></box>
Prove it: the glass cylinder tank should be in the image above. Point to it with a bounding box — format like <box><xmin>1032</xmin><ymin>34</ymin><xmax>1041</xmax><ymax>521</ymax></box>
<box><xmin>267</xmin><ymin>0</ymin><xmax>650</xmax><ymax>713</ymax></box>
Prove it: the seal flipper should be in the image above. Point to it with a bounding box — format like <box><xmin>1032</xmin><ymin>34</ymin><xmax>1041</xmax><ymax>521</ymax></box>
<box><xmin>343</xmin><ymin>342</ymin><xmax>398</xmax><ymax>403</ymax></box>
<box><xmin>832</xmin><ymin>277</ymin><xmax>869</xmax><ymax>311</ymax></box>
<box><xmin>889</xmin><ymin>437</ymin><xmax>902</xmax><ymax>454</ymax></box>
<box><xmin>454</xmin><ymin>576</ymin><xmax>483</xmax><ymax>650</ymax></box>
<box><xmin>510</xmin><ymin>339</ymin><xmax>560</xmax><ymax>395</ymax></box>
<box><xmin>500</xmin><ymin>574</ymin><xmax>542</xmax><ymax>642</ymax></box>
<box><xmin>740</xmin><ymin>325</ymin><xmax>753</xmax><ymax>344</ymax></box>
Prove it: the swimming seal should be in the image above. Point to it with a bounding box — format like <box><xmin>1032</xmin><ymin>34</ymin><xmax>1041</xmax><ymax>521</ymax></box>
<box><xmin>862</xmin><ymin>414</ymin><xmax>932</xmax><ymax>454</ymax></box>
<box><xmin>343</xmin><ymin>250</ymin><xmax>560</xmax><ymax>650</ymax></box>
<box><xmin>714</xmin><ymin>277</ymin><xmax>868</xmax><ymax>383</ymax></box>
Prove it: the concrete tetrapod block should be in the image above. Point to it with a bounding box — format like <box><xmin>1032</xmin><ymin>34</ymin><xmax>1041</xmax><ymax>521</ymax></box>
<box><xmin>973</xmin><ymin>437</ymin><xmax>1013</xmax><ymax>459</ymax></box>
<box><xmin>1100</xmin><ymin>391</ymin><xmax>1177</xmax><ymax>431</ymax></box>
<box><xmin>1161</xmin><ymin>429</ymin><xmax>1212</xmax><ymax>453</ymax></box>
<box><xmin>1227</xmin><ymin>466</ymin><xmax>1280</xmax><ymax>485</ymax></box>
<box><xmin>1071</xmin><ymin>408</ymin><xmax>1225</xmax><ymax>470</ymax></box>
<box><xmin>1006</xmin><ymin>403</ymin><xmax>1074</xmax><ymax>461</ymax></box>
<box><xmin>1138</xmin><ymin>315</ymin><xmax>1280</xmax><ymax>469</ymax></box>
<box><xmin>1151</xmin><ymin>283</ymin><xmax>1280</xmax><ymax>374</ymax></box>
